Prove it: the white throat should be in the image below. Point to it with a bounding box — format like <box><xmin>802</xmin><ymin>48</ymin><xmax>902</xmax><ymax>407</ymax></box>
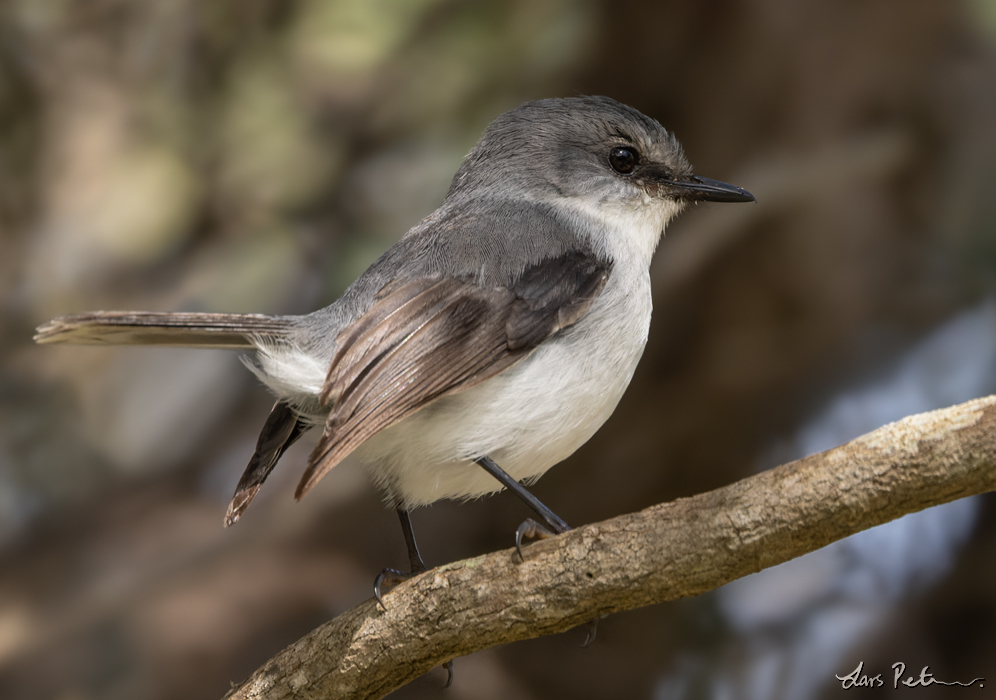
<box><xmin>562</xmin><ymin>193</ymin><xmax>683</xmax><ymax>270</ymax></box>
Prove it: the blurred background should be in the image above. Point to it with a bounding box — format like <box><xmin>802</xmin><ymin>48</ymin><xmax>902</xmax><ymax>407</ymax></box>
<box><xmin>2</xmin><ymin>0</ymin><xmax>996</xmax><ymax>698</ymax></box>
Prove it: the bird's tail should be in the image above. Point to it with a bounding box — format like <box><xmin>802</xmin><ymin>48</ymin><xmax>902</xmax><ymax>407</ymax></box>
<box><xmin>34</xmin><ymin>311</ymin><xmax>297</xmax><ymax>348</ymax></box>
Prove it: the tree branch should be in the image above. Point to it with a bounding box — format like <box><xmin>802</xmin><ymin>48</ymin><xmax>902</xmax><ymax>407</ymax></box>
<box><xmin>224</xmin><ymin>395</ymin><xmax>996</xmax><ymax>700</ymax></box>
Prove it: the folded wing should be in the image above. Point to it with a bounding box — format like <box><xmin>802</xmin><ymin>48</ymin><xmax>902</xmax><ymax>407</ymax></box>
<box><xmin>296</xmin><ymin>250</ymin><xmax>611</xmax><ymax>498</ymax></box>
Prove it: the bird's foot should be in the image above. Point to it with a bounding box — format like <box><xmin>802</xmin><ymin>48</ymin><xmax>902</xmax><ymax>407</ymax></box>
<box><xmin>374</xmin><ymin>567</ymin><xmax>455</xmax><ymax>686</ymax></box>
<box><xmin>373</xmin><ymin>566</ymin><xmax>425</xmax><ymax>609</ymax></box>
<box><xmin>514</xmin><ymin>517</ymin><xmax>571</xmax><ymax>561</ymax></box>
<box><xmin>514</xmin><ymin>518</ymin><xmax>601</xmax><ymax>645</ymax></box>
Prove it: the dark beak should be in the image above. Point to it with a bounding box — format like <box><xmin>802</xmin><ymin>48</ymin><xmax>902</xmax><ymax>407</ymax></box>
<box><xmin>669</xmin><ymin>175</ymin><xmax>755</xmax><ymax>203</ymax></box>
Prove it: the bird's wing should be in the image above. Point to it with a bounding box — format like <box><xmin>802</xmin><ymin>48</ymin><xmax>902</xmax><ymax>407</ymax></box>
<box><xmin>295</xmin><ymin>250</ymin><xmax>612</xmax><ymax>498</ymax></box>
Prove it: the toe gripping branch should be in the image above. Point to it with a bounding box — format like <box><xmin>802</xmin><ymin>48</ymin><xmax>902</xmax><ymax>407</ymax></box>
<box><xmin>475</xmin><ymin>456</ymin><xmax>600</xmax><ymax>646</ymax></box>
<box><xmin>373</xmin><ymin>509</ymin><xmax>455</xmax><ymax>687</ymax></box>
<box><xmin>474</xmin><ymin>456</ymin><xmax>571</xmax><ymax>559</ymax></box>
<box><xmin>373</xmin><ymin>509</ymin><xmax>427</xmax><ymax>608</ymax></box>
<box><xmin>376</xmin><ymin>458</ymin><xmax>591</xmax><ymax>689</ymax></box>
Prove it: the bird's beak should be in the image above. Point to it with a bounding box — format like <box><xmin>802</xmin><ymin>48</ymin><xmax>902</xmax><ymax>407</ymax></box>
<box><xmin>669</xmin><ymin>175</ymin><xmax>755</xmax><ymax>203</ymax></box>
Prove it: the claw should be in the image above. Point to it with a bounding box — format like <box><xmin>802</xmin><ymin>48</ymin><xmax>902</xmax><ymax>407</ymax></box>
<box><xmin>374</xmin><ymin>510</ymin><xmax>430</xmax><ymax>609</ymax></box>
<box><xmin>514</xmin><ymin>518</ymin><xmax>557</xmax><ymax>561</ymax></box>
<box><xmin>442</xmin><ymin>659</ymin><xmax>454</xmax><ymax>688</ymax></box>
<box><xmin>373</xmin><ymin>568</ymin><xmax>412</xmax><ymax>610</ymax></box>
<box><xmin>581</xmin><ymin>617</ymin><xmax>598</xmax><ymax>647</ymax></box>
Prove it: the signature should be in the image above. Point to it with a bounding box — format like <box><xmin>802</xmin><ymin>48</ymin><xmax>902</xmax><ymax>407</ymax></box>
<box><xmin>836</xmin><ymin>661</ymin><xmax>984</xmax><ymax>689</ymax></box>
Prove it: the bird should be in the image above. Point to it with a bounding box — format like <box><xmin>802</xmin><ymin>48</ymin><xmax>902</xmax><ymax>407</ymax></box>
<box><xmin>35</xmin><ymin>96</ymin><xmax>754</xmax><ymax>595</ymax></box>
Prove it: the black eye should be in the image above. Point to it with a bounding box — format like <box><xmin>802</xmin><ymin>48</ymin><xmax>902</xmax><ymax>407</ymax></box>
<box><xmin>609</xmin><ymin>146</ymin><xmax>639</xmax><ymax>174</ymax></box>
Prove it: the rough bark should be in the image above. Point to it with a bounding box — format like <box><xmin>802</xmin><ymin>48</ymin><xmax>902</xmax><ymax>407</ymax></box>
<box><xmin>224</xmin><ymin>395</ymin><xmax>996</xmax><ymax>700</ymax></box>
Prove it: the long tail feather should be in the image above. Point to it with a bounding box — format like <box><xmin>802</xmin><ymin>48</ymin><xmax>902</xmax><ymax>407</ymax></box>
<box><xmin>34</xmin><ymin>311</ymin><xmax>296</xmax><ymax>348</ymax></box>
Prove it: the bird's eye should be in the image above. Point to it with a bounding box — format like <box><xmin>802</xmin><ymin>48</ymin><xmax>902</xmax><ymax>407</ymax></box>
<box><xmin>609</xmin><ymin>146</ymin><xmax>639</xmax><ymax>174</ymax></box>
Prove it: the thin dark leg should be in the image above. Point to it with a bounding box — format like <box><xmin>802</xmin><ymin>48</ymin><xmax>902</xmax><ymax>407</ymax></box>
<box><xmin>474</xmin><ymin>456</ymin><xmax>570</xmax><ymax>533</ymax></box>
<box><xmin>475</xmin><ymin>456</ymin><xmax>574</xmax><ymax>561</ymax></box>
<box><xmin>475</xmin><ymin>456</ymin><xmax>597</xmax><ymax>645</ymax></box>
<box><xmin>398</xmin><ymin>508</ymin><xmax>427</xmax><ymax>574</ymax></box>
<box><xmin>376</xmin><ymin>510</ymin><xmax>456</xmax><ymax>685</ymax></box>
<box><xmin>374</xmin><ymin>508</ymin><xmax>427</xmax><ymax>608</ymax></box>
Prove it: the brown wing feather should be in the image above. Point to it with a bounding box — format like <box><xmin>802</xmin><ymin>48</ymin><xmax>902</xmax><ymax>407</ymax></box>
<box><xmin>296</xmin><ymin>283</ymin><xmax>520</xmax><ymax>498</ymax></box>
<box><xmin>319</xmin><ymin>278</ymin><xmax>464</xmax><ymax>407</ymax></box>
<box><xmin>295</xmin><ymin>253</ymin><xmax>612</xmax><ymax>499</ymax></box>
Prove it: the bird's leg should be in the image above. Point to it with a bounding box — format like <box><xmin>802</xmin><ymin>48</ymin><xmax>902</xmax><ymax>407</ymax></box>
<box><xmin>373</xmin><ymin>508</ymin><xmax>427</xmax><ymax>608</ymax></box>
<box><xmin>474</xmin><ymin>456</ymin><xmax>572</xmax><ymax>560</ymax></box>
<box><xmin>373</xmin><ymin>509</ymin><xmax>456</xmax><ymax>685</ymax></box>
<box><xmin>475</xmin><ymin>456</ymin><xmax>599</xmax><ymax>645</ymax></box>
<box><xmin>399</xmin><ymin>507</ymin><xmax>427</xmax><ymax>574</ymax></box>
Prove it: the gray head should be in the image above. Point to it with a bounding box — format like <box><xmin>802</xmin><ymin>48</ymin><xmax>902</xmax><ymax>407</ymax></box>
<box><xmin>446</xmin><ymin>95</ymin><xmax>753</xmax><ymax>208</ymax></box>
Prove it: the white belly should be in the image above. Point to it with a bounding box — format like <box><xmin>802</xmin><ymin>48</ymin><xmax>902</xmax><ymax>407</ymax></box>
<box><xmin>355</xmin><ymin>267</ymin><xmax>653</xmax><ymax>507</ymax></box>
